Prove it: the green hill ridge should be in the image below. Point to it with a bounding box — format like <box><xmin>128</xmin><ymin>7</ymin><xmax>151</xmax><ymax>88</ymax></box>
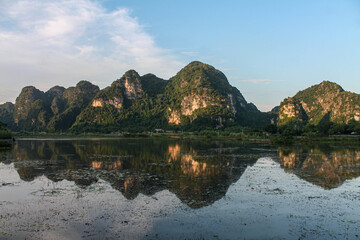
<box><xmin>2</xmin><ymin>62</ymin><xmax>359</xmax><ymax>133</ymax></box>
<box><xmin>1</xmin><ymin>61</ymin><xmax>268</xmax><ymax>133</ymax></box>
<box><xmin>278</xmin><ymin>81</ymin><xmax>360</xmax><ymax>126</ymax></box>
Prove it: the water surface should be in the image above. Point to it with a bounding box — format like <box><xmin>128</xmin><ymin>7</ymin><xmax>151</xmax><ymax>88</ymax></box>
<box><xmin>0</xmin><ymin>138</ymin><xmax>360</xmax><ymax>239</ymax></box>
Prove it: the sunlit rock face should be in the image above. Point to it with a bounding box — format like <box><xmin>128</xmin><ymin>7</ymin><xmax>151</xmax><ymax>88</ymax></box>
<box><xmin>278</xmin><ymin>97</ymin><xmax>308</xmax><ymax>125</ymax></box>
<box><xmin>168</xmin><ymin>108</ymin><xmax>181</xmax><ymax>125</ymax></box>
<box><xmin>110</xmin><ymin>70</ymin><xmax>143</xmax><ymax>102</ymax></box>
<box><xmin>118</xmin><ymin>70</ymin><xmax>144</xmax><ymax>100</ymax></box>
<box><xmin>227</xmin><ymin>93</ymin><xmax>237</xmax><ymax>115</ymax></box>
<box><xmin>279</xmin><ymin>147</ymin><xmax>360</xmax><ymax>189</ymax></box>
<box><xmin>354</xmin><ymin>112</ymin><xmax>360</xmax><ymax>121</ymax></box>
<box><xmin>181</xmin><ymin>94</ymin><xmax>220</xmax><ymax>116</ymax></box>
<box><xmin>90</xmin><ymin>70</ymin><xmax>142</xmax><ymax>110</ymax></box>
<box><xmin>91</xmin><ymin>97</ymin><xmax>123</xmax><ymax>110</ymax></box>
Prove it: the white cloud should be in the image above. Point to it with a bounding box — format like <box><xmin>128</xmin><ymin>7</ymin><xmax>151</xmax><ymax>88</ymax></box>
<box><xmin>0</xmin><ymin>0</ymin><xmax>183</xmax><ymax>103</ymax></box>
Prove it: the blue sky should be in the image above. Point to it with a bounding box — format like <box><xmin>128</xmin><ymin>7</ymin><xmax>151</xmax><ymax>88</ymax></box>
<box><xmin>0</xmin><ymin>0</ymin><xmax>359</xmax><ymax>111</ymax></box>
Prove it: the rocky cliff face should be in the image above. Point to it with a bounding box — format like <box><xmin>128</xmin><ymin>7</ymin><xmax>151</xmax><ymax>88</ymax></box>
<box><xmin>279</xmin><ymin>81</ymin><xmax>360</xmax><ymax>125</ymax></box>
<box><xmin>74</xmin><ymin>70</ymin><xmax>146</xmax><ymax>126</ymax></box>
<box><xmin>90</xmin><ymin>70</ymin><xmax>143</xmax><ymax>112</ymax></box>
<box><xmin>163</xmin><ymin>61</ymin><xmax>259</xmax><ymax>126</ymax></box>
<box><xmin>114</xmin><ymin>70</ymin><xmax>143</xmax><ymax>100</ymax></box>
<box><xmin>278</xmin><ymin>97</ymin><xmax>308</xmax><ymax>125</ymax></box>
<box><xmin>73</xmin><ymin>61</ymin><xmax>264</xmax><ymax>131</ymax></box>
<box><xmin>7</xmin><ymin>61</ymin><xmax>269</xmax><ymax>132</ymax></box>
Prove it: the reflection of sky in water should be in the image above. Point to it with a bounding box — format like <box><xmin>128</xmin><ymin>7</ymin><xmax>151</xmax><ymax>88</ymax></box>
<box><xmin>1</xmin><ymin>158</ymin><xmax>360</xmax><ymax>239</ymax></box>
<box><xmin>1</xmin><ymin>140</ymin><xmax>360</xmax><ymax>239</ymax></box>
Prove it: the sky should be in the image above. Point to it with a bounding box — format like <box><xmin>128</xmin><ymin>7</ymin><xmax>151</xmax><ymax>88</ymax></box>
<box><xmin>0</xmin><ymin>0</ymin><xmax>359</xmax><ymax>111</ymax></box>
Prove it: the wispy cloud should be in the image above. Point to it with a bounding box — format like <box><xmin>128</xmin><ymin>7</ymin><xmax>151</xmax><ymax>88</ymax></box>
<box><xmin>0</xmin><ymin>0</ymin><xmax>183</xmax><ymax>103</ymax></box>
<box><xmin>239</xmin><ymin>79</ymin><xmax>274</xmax><ymax>84</ymax></box>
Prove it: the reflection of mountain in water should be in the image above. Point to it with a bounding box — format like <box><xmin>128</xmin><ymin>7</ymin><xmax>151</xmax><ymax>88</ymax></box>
<box><xmin>3</xmin><ymin>139</ymin><xmax>265</xmax><ymax>208</ymax></box>
<box><xmin>279</xmin><ymin>146</ymin><xmax>360</xmax><ymax>189</ymax></box>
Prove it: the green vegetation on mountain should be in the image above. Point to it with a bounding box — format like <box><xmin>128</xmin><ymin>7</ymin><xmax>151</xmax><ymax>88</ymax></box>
<box><xmin>276</xmin><ymin>81</ymin><xmax>360</xmax><ymax>137</ymax></box>
<box><xmin>46</xmin><ymin>81</ymin><xmax>99</xmax><ymax>132</ymax></box>
<box><xmin>13</xmin><ymin>86</ymin><xmax>51</xmax><ymax>131</ymax></box>
<box><xmin>0</xmin><ymin>102</ymin><xmax>15</xmax><ymax>130</ymax></box>
<box><xmin>11</xmin><ymin>81</ymin><xmax>99</xmax><ymax>132</ymax></box>
<box><xmin>140</xmin><ymin>74</ymin><xmax>167</xmax><ymax>97</ymax></box>
<box><xmin>164</xmin><ymin>62</ymin><xmax>233</xmax><ymax>126</ymax></box>
<box><xmin>70</xmin><ymin>61</ymin><xmax>268</xmax><ymax>132</ymax></box>
<box><xmin>279</xmin><ymin>81</ymin><xmax>360</xmax><ymax>126</ymax></box>
<box><xmin>3</xmin><ymin>61</ymin><xmax>290</xmax><ymax>133</ymax></box>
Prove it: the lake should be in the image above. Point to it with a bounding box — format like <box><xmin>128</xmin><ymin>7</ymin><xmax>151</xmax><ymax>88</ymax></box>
<box><xmin>0</xmin><ymin>138</ymin><xmax>360</xmax><ymax>239</ymax></box>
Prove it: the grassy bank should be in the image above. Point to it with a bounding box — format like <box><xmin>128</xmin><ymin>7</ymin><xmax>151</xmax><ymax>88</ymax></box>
<box><xmin>11</xmin><ymin>130</ymin><xmax>360</xmax><ymax>146</ymax></box>
<box><xmin>13</xmin><ymin>130</ymin><xmax>269</xmax><ymax>142</ymax></box>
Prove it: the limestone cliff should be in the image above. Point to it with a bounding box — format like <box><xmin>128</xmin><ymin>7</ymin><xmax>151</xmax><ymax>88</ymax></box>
<box><xmin>8</xmin><ymin>61</ymin><xmax>269</xmax><ymax>132</ymax></box>
<box><xmin>278</xmin><ymin>97</ymin><xmax>308</xmax><ymax>125</ymax></box>
<box><xmin>164</xmin><ymin>61</ymin><xmax>261</xmax><ymax>126</ymax></box>
<box><xmin>91</xmin><ymin>70</ymin><xmax>143</xmax><ymax>111</ymax></box>
<box><xmin>279</xmin><ymin>81</ymin><xmax>360</xmax><ymax>125</ymax></box>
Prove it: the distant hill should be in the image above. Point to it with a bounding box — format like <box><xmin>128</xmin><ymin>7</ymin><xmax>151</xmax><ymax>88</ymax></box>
<box><xmin>72</xmin><ymin>61</ymin><xmax>270</xmax><ymax>132</ymax></box>
<box><xmin>278</xmin><ymin>81</ymin><xmax>360</xmax><ymax>126</ymax></box>
<box><xmin>0</xmin><ymin>102</ymin><xmax>15</xmax><ymax>129</ymax></box>
<box><xmin>2</xmin><ymin>61</ymin><xmax>272</xmax><ymax>132</ymax></box>
<box><xmin>4</xmin><ymin>65</ymin><xmax>360</xmax><ymax>133</ymax></box>
<box><xmin>12</xmin><ymin>81</ymin><xmax>99</xmax><ymax>132</ymax></box>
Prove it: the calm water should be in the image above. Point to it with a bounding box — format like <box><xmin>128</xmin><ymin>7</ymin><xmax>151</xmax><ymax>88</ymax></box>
<box><xmin>0</xmin><ymin>138</ymin><xmax>360</xmax><ymax>239</ymax></box>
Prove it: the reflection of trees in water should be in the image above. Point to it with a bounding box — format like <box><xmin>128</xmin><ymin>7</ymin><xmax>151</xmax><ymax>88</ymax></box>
<box><xmin>279</xmin><ymin>146</ymin><xmax>360</xmax><ymax>189</ymax></box>
<box><xmin>2</xmin><ymin>139</ymin><xmax>262</xmax><ymax>208</ymax></box>
<box><xmin>0</xmin><ymin>149</ymin><xmax>11</xmax><ymax>164</ymax></box>
<box><xmin>10</xmin><ymin>141</ymin><xmax>96</xmax><ymax>185</ymax></box>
